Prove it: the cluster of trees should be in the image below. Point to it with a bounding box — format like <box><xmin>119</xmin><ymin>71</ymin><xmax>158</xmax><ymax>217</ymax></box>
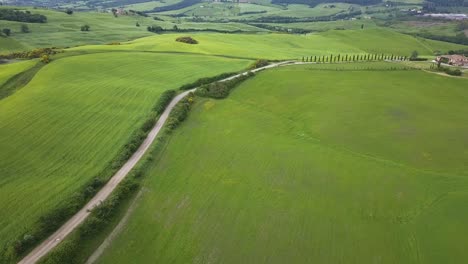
<box><xmin>176</xmin><ymin>36</ymin><xmax>198</xmax><ymax>44</ymax></box>
<box><xmin>0</xmin><ymin>9</ymin><xmax>47</xmax><ymax>23</ymax></box>
<box><xmin>80</xmin><ymin>25</ymin><xmax>90</xmax><ymax>31</ymax></box>
<box><xmin>301</xmin><ymin>53</ymin><xmax>408</xmax><ymax>63</ymax></box>
<box><xmin>195</xmin><ymin>71</ymin><xmax>255</xmax><ymax>99</ymax></box>
<box><xmin>250</xmin><ymin>59</ymin><xmax>269</xmax><ymax>69</ymax></box>
<box><xmin>147</xmin><ymin>25</ymin><xmax>163</xmax><ymax>33</ymax></box>
<box><xmin>432</xmin><ymin>63</ymin><xmax>463</xmax><ymax>76</ymax></box>
<box><xmin>447</xmin><ymin>49</ymin><xmax>468</xmax><ymax>56</ymax></box>
<box><xmin>0</xmin><ymin>25</ymin><xmax>30</xmax><ymax>37</ymax></box>
<box><xmin>238</xmin><ymin>10</ymin><xmax>267</xmax><ymax>16</ymax></box>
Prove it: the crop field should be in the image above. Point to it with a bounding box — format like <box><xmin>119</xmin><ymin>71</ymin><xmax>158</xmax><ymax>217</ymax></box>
<box><xmin>71</xmin><ymin>30</ymin><xmax>468</xmax><ymax>59</ymax></box>
<box><xmin>0</xmin><ymin>60</ymin><xmax>37</xmax><ymax>87</ymax></box>
<box><xmin>96</xmin><ymin>65</ymin><xmax>468</xmax><ymax>264</ymax></box>
<box><xmin>0</xmin><ymin>52</ymin><xmax>251</xmax><ymax>250</ymax></box>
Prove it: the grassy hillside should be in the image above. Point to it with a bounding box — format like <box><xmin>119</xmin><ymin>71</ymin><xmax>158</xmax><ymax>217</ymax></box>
<box><xmin>96</xmin><ymin>65</ymin><xmax>468</xmax><ymax>264</ymax></box>
<box><xmin>0</xmin><ymin>52</ymin><xmax>251</xmax><ymax>252</ymax></box>
<box><xmin>72</xmin><ymin>30</ymin><xmax>467</xmax><ymax>59</ymax></box>
<box><xmin>0</xmin><ymin>6</ymin><xmax>266</xmax><ymax>53</ymax></box>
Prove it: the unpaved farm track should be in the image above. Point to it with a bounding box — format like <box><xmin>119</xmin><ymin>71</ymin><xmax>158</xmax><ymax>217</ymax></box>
<box><xmin>18</xmin><ymin>61</ymin><xmax>292</xmax><ymax>264</ymax></box>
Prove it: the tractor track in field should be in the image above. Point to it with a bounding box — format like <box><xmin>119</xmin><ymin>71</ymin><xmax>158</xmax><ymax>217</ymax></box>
<box><xmin>18</xmin><ymin>61</ymin><xmax>293</xmax><ymax>264</ymax></box>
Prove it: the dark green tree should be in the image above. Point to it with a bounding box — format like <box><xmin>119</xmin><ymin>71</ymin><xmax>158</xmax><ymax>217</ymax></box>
<box><xmin>21</xmin><ymin>24</ymin><xmax>29</xmax><ymax>33</ymax></box>
<box><xmin>2</xmin><ymin>28</ymin><xmax>11</xmax><ymax>36</ymax></box>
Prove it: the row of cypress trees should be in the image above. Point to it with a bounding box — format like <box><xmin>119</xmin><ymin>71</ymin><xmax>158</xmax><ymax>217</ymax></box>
<box><xmin>301</xmin><ymin>54</ymin><xmax>408</xmax><ymax>63</ymax></box>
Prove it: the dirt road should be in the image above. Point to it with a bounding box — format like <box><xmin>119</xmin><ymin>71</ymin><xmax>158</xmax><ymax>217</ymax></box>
<box><xmin>18</xmin><ymin>61</ymin><xmax>293</xmax><ymax>264</ymax></box>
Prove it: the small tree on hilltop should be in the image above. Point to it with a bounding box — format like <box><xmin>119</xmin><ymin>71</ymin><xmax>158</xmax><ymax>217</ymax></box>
<box><xmin>81</xmin><ymin>25</ymin><xmax>90</xmax><ymax>31</ymax></box>
<box><xmin>66</xmin><ymin>9</ymin><xmax>73</xmax><ymax>15</ymax></box>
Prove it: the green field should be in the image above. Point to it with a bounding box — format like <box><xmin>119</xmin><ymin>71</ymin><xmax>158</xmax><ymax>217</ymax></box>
<box><xmin>156</xmin><ymin>2</ymin><xmax>353</xmax><ymax>19</ymax></box>
<box><xmin>0</xmin><ymin>52</ymin><xmax>251</xmax><ymax>251</ymax></box>
<box><xmin>0</xmin><ymin>6</ymin><xmax>267</xmax><ymax>53</ymax></box>
<box><xmin>0</xmin><ymin>60</ymin><xmax>37</xmax><ymax>87</ymax></box>
<box><xmin>96</xmin><ymin>65</ymin><xmax>468</xmax><ymax>264</ymax></box>
<box><xmin>71</xmin><ymin>29</ymin><xmax>467</xmax><ymax>59</ymax></box>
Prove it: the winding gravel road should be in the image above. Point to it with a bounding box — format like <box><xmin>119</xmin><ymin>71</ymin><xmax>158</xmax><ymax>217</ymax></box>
<box><xmin>18</xmin><ymin>61</ymin><xmax>293</xmax><ymax>264</ymax></box>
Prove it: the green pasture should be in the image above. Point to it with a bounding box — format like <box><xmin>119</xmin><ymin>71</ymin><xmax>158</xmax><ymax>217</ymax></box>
<box><xmin>155</xmin><ymin>2</ymin><xmax>353</xmax><ymax>19</ymax></box>
<box><xmin>72</xmin><ymin>29</ymin><xmax>467</xmax><ymax>59</ymax></box>
<box><xmin>262</xmin><ymin>19</ymin><xmax>378</xmax><ymax>32</ymax></box>
<box><xmin>97</xmin><ymin>65</ymin><xmax>468</xmax><ymax>264</ymax></box>
<box><xmin>0</xmin><ymin>52</ymin><xmax>251</xmax><ymax>250</ymax></box>
<box><xmin>387</xmin><ymin>20</ymin><xmax>463</xmax><ymax>38</ymax></box>
<box><xmin>0</xmin><ymin>6</ymin><xmax>265</xmax><ymax>53</ymax></box>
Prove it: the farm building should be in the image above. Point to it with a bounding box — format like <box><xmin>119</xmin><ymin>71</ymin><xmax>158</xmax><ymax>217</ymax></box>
<box><xmin>436</xmin><ymin>54</ymin><xmax>468</xmax><ymax>66</ymax></box>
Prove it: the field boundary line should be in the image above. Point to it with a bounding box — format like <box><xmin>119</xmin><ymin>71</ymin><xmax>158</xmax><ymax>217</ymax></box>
<box><xmin>18</xmin><ymin>60</ymin><xmax>293</xmax><ymax>264</ymax></box>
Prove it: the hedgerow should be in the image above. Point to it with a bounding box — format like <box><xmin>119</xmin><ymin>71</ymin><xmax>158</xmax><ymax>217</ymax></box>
<box><xmin>195</xmin><ymin>72</ymin><xmax>255</xmax><ymax>99</ymax></box>
<box><xmin>179</xmin><ymin>72</ymin><xmax>238</xmax><ymax>90</ymax></box>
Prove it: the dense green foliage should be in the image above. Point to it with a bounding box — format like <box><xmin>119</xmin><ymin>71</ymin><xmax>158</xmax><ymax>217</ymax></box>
<box><xmin>195</xmin><ymin>72</ymin><xmax>255</xmax><ymax>99</ymax></box>
<box><xmin>0</xmin><ymin>9</ymin><xmax>47</xmax><ymax>23</ymax></box>
<box><xmin>179</xmin><ymin>72</ymin><xmax>239</xmax><ymax>90</ymax></box>
<box><xmin>439</xmin><ymin>66</ymin><xmax>463</xmax><ymax>76</ymax></box>
<box><xmin>175</xmin><ymin>36</ymin><xmax>198</xmax><ymax>44</ymax></box>
<box><xmin>0</xmin><ymin>48</ymin><xmax>60</xmax><ymax>59</ymax></box>
<box><xmin>97</xmin><ymin>65</ymin><xmax>468</xmax><ymax>264</ymax></box>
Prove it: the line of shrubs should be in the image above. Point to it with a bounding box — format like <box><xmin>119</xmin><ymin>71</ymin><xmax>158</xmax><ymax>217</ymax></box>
<box><xmin>37</xmin><ymin>93</ymin><xmax>195</xmax><ymax>264</ymax></box>
<box><xmin>0</xmin><ymin>90</ymin><xmax>177</xmax><ymax>263</ymax></box>
<box><xmin>439</xmin><ymin>66</ymin><xmax>462</xmax><ymax>76</ymax></box>
<box><xmin>195</xmin><ymin>71</ymin><xmax>255</xmax><ymax>99</ymax></box>
<box><xmin>178</xmin><ymin>72</ymin><xmax>239</xmax><ymax>90</ymax></box>
<box><xmin>0</xmin><ymin>48</ymin><xmax>60</xmax><ymax>59</ymax></box>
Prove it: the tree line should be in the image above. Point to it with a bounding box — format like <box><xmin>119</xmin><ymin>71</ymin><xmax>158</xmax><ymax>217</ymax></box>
<box><xmin>0</xmin><ymin>9</ymin><xmax>47</xmax><ymax>23</ymax></box>
<box><xmin>301</xmin><ymin>53</ymin><xmax>408</xmax><ymax>63</ymax></box>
